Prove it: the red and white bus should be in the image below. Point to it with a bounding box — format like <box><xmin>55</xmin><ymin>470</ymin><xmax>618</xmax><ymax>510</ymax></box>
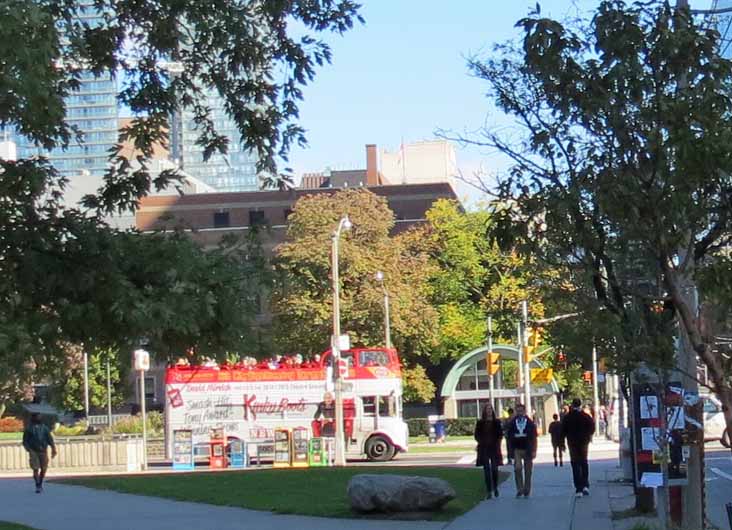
<box><xmin>164</xmin><ymin>348</ymin><xmax>408</xmax><ymax>462</ymax></box>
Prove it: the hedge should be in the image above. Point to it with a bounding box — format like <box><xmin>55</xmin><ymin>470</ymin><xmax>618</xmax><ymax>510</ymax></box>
<box><xmin>406</xmin><ymin>417</ymin><xmax>477</xmax><ymax>437</ymax></box>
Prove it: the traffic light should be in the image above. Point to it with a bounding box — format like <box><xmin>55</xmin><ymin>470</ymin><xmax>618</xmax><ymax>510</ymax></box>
<box><xmin>524</xmin><ymin>326</ymin><xmax>543</xmax><ymax>363</ymax></box>
<box><xmin>485</xmin><ymin>352</ymin><xmax>501</xmax><ymax>375</ymax></box>
<box><xmin>598</xmin><ymin>358</ymin><xmax>607</xmax><ymax>373</ymax></box>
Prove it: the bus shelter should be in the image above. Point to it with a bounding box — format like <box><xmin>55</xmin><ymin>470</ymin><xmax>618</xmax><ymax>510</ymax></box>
<box><xmin>441</xmin><ymin>344</ymin><xmax>560</xmax><ymax>433</ymax></box>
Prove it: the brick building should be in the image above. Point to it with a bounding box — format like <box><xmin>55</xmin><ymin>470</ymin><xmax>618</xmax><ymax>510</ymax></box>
<box><xmin>135</xmin><ymin>182</ymin><xmax>458</xmax><ymax>250</ymax></box>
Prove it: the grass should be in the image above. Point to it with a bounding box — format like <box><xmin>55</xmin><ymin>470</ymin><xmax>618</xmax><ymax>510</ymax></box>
<box><xmin>409</xmin><ymin>435</ymin><xmax>474</xmax><ymax>444</ymax></box>
<box><xmin>409</xmin><ymin>445</ymin><xmax>476</xmax><ymax>454</ymax></box>
<box><xmin>62</xmin><ymin>466</ymin><xmax>507</xmax><ymax>521</ymax></box>
<box><xmin>0</xmin><ymin>433</ymin><xmax>22</xmax><ymax>441</ymax></box>
<box><xmin>0</xmin><ymin>523</ymin><xmax>38</xmax><ymax>530</ymax></box>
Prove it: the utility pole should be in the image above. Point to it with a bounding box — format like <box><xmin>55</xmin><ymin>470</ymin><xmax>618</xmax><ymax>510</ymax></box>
<box><xmin>592</xmin><ymin>343</ymin><xmax>600</xmax><ymax>433</ymax></box>
<box><xmin>487</xmin><ymin>316</ymin><xmax>495</xmax><ymax>409</ymax></box>
<box><xmin>673</xmin><ymin>2</ymin><xmax>703</xmax><ymax>528</ymax></box>
<box><xmin>521</xmin><ymin>301</ymin><xmax>531</xmax><ymax>412</ymax></box>
<box><xmin>83</xmin><ymin>351</ymin><xmax>90</xmax><ymax>420</ymax></box>
<box><xmin>517</xmin><ymin>323</ymin><xmax>524</xmax><ymax>391</ymax></box>
<box><xmin>106</xmin><ymin>356</ymin><xmax>113</xmax><ymax>428</ymax></box>
<box><xmin>331</xmin><ymin>216</ymin><xmax>351</xmax><ymax>467</ymax></box>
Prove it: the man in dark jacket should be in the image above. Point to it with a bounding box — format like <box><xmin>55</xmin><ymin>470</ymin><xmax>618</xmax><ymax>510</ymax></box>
<box><xmin>507</xmin><ymin>403</ymin><xmax>537</xmax><ymax>498</ymax></box>
<box><xmin>561</xmin><ymin>398</ymin><xmax>595</xmax><ymax>497</ymax></box>
<box><xmin>22</xmin><ymin>413</ymin><xmax>57</xmax><ymax>493</ymax></box>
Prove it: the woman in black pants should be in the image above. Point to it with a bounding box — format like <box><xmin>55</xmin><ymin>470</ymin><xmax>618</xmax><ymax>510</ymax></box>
<box><xmin>475</xmin><ymin>402</ymin><xmax>504</xmax><ymax>499</ymax></box>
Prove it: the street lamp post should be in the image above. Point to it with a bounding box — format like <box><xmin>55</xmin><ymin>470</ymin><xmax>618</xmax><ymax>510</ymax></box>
<box><xmin>332</xmin><ymin>215</ymin><xmax>352</xmax><ymax>467</ymax></box>
<box><xmin>375</xmin><ymin>271</ymin><xmax>392</xmax><ymax>349</ymax></box>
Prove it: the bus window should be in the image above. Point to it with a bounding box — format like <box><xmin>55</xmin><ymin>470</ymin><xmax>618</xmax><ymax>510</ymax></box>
<box><xmin>378</xmin><ymin>396</ymin><xmax>396</xmax><ymax>417</ymax></box>
<box><xmin>362</xmin><ymin>396</ymin><xmax>376</xmax><ymax>417</ymax></box>
<box><xmin>359</xmin><ymin>350</ymin><xmax>389</xmax><ymax>367</ymax></box>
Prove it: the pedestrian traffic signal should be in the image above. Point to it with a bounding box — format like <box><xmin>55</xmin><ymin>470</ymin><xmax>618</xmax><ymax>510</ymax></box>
<box><xmin>485</xmin><ymin>352</ymin><xmax>500</xmax><ymax>375</ymax></box>
<box><xmin>583</xmin><ymin>371</ymin><xmax>593</xmax><ymax>384</ymax></box>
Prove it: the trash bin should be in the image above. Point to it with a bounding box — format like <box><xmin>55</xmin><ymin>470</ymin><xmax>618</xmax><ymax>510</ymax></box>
<box><xmin>435</xmin><ymin>418</ymin><xmax>446</xmax><ymax>442</ymax></box>
<box><xmin>428</xmin><ymin>415</ymin><xmax>446</xmax><ymax>443</ymax></box>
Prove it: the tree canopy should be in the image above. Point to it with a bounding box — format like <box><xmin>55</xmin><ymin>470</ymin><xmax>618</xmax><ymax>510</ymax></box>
<box><xmin>458</xmin><ymin>1</ymin><xmax>732</xmax><ymax>419</ymax></box>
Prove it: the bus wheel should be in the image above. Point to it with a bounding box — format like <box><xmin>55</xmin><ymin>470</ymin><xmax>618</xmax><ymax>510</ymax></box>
<box><xmin>365</xmin><ymin>435</ymin><xmax>395</xmax><ymax>462</ymax></box>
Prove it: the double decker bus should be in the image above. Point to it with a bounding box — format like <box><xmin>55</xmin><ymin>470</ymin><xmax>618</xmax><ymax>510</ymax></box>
<box><xmin>164</xmin><ymin>348</ymin><xmax>408</xmax><ymax>462</ymax></box>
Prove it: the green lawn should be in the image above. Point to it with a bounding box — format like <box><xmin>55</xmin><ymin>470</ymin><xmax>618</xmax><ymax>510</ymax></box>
<box><xmin>409</xmin><ymin>445</ymin><xmax>476</xmax><ymax>454</ymax></box>
<box><xmin>0</xmin><ymin>433</ymin><xmax>22</xmax><ymax>441</ymax></box>
<box><xmin>409</xmin><ymin>435</ymin><xmax>474</xmax><ymax>444</ymax></box>
<box><xmin>0</xmin><ymin>523</ymin><xmax>38</xmax><ymax>530</ymax></box>
<box><xmin>62</xmin><ymin>466</ymin><xmax>506</xmax><ymax>521</ymax></box>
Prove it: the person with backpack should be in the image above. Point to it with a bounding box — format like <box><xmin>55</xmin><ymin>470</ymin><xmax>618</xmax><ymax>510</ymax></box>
<box><xmin>22</xmin><ymin>413</ymin><xmax>57</xmax><ymax>493</ymax></box>
<box><xmin>561</xmin><ymin>398</ymin><xmax>595</xmax><ymax>497</ymax></box>
<box><xmin>474</xmin><ymin>402</ymin><xmax>504</xmax><ymax>499</ymax></box>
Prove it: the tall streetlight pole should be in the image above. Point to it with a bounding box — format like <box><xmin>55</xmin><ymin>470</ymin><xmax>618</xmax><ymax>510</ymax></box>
<box><xmin>375</xmin><ymin>271</ymin><xmax>392</xmax><ymax>348</ymax></box>
<box><xmin>332</xmin><ymin>215</ymin><xmax>352</xmax><ymax>467</ymax></box>
<box><xmin>83</xmin><ymin>351</ymin><xmax>90</xmax><ymax>420</ymax></box>
<box><xmin>487</xmin><ymin>316</ymin><xmax>495</xmax><ymax>409</ymax></box>
<box><xmin>521</xmin><ymin>301</ymin><xmax>531</xmax><ymax>412</ymax></box>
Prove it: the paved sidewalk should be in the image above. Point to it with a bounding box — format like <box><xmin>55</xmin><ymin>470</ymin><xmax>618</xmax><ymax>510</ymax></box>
<box><xmin>0</xmin><ymin>442</ymin><xmax>621</xmax><ymax>530</ymax></box>
<box><xmin>446</xmin><ymin>457</ymin><xmax>617</xmax><ymax>530</ymax></box>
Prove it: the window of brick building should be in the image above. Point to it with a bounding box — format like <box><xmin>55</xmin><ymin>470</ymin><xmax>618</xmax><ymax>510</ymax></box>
<box><xmin>249</xmin><ymin>210</ymin><xmax>267</xmax><ymax>226</ymax></box>
<box><xmin>213</xmin><ymin>211</ymin><xmax>230</xmax><ymax>228</ymax></box>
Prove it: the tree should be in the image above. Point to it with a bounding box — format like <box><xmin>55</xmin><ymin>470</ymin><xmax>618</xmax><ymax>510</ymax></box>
<box><xmin>459</xmin><ymin>0</ymin><xmax>732</xmax><ymax>407</ymax></box>
<box><xmin>421</xmin><ymin>199</ymin><xmax>552</xmax><ymax>356</ymax></box>
<box><xmin>272</xmin><ymin>189</ymin><xmax>440</xmax><ymax>400</ymax></box>
<box><xmin>51</xmin><ymin>347</ymin><xmax>125</xmax><ymax>413</ymax></box>
<box><xmin>1</xmin><ymin>1</ymin><xmax>359</xmax><ymax>406</ymax></box>
<box><xmin>458</xmin><ymin>2</ymin><xmax>732</xmax><ymax>525</ymax></box>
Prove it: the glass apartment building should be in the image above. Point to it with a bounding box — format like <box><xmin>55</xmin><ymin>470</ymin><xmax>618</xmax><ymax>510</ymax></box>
<box><xmin>17</xmin><ymin>3</ymin><xmax>118</xmax><ymax>177</ymax></box>
<box><xmin>176</xmin><ymin>91</ymin><xmax>260</xmax><ymax>192</ymax></box>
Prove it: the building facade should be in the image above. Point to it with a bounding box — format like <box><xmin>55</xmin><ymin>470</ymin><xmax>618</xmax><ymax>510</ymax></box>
<box><xmin>16</xmin><ymin>3</ymin><xmax>118</xmax><ymax>177</ymax></box>
<box><xmin>174</xmin><ymin>91</ymin><xmax>260</xmax><ymax>192</ymax></box>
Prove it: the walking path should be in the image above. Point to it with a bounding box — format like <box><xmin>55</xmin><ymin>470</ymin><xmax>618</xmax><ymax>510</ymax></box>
<box><xmin>0</xmin><ymin>441</ymin><xmax>624</xmax><ymax>530</ymax></box>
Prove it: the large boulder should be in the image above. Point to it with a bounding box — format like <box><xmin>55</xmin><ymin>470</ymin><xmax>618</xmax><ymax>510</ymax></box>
<box><xmin>347</xmin><ymin>474</ymin><xmax>456</xmax><ymax>513</ymax></box>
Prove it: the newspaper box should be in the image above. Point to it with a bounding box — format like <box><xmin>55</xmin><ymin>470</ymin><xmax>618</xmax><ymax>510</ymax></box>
<box><xmin>273</xmin><ymin>428</ymin><xmax>292</xmax><ymax>468</ymax></box>
<box><xmin>229</xmin><ymin>439</ymin><xmax>247</xmax><ymax>468</ymax></box>
<box><xmin>308</xmin><ymin>437</ymin><xmax>327</xmax><ymax>466</ymax></box>
<box><xmin>172</xmin><ymin>429</ymin><xmax>194</xmax><ymax>471</ymax></box>
<box><xmin>209</xmin><ymin>427</ymin><xmax>227</xmax><ymax>468</ymax></box>
<box><xmin>291</xmin><ymin>427</ymin><xmax>309</xmax><ymax>468</ymax></box>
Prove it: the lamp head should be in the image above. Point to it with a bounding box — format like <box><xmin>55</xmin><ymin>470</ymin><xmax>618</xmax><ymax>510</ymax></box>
<box><xmin>342</xmin><ymin>216</ymin><xmax>352</xmax><ymax>230</ymax></box>
<box><xmin>375</xmin><ymin>271</ymin><xmax>384</xmax><ymax>282</ymax></box>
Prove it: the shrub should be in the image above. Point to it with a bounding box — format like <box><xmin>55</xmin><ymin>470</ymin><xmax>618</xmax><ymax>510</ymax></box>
<box><xmin>406</xmin><ymin>418</ymin><xmax>429</xmax><ymax>437</ymax></box>
<box><xmin>406</xmin><ymin>417</ymin><xmax>479</xmax><ymax>437</ymax></box>
<box><xmin>446</xmin><ymin>418</ymin><xmax>477</xmax><ymax>436</ymax></box>
<box><xmin>0</xmin><ymin>416</ymin><xmax>24</xmax><ymax>433</ymax></box>
<box><xmin>111</xmin><ymin>411</ymin><xmax>163</xmax><ymax>436</ymax></box>
<box><xmin>54</xmin><ymin>422</ymin><xmax>88</xmax><ymax>437</ymax></box>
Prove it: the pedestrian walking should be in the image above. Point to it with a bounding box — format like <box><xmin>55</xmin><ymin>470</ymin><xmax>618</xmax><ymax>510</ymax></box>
<box><xmin>502</xmin><ymin>407</ymin><xmax>514</xmax><ymax>465</ymax></box>
<box><xmin>22</xmin><ymin>413</ymin><xmax>57</xmax><ymax>493</ymax></box>
<box><xmin>474</xmin><ymin>403</ymin><xmax>504</xmax><ymax>499</ymax></box>
<box><xmin>507</xmin><ymin>403</ymin><xmax>537</xmax><ymax>498</ymax></box>
<box><xmin>548</xmin><ymin>413</ymin><xmax>565</xmax><ymax>467</ymax></box>
<box><xmin>561</xmin><ymin>398</ymin><xmax>595</xmax><ymax>498</ymax></box>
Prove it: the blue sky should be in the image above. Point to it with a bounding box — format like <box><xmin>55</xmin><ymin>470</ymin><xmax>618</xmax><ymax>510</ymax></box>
<box><xmin>287</xmin><ymin>0</ymin><xmax>601</xmax><ymax>201</ymax></box>
<box><xmin>286</xmin><ymin>0</ymin><xmax>723</xmax><ymax>202</ymax></box>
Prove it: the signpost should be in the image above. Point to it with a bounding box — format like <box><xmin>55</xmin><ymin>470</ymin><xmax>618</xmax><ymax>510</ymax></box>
<box><xmin>133</xmin><ymin>348</ymin><xmax>150</xmax><ymax>470</ymax></box>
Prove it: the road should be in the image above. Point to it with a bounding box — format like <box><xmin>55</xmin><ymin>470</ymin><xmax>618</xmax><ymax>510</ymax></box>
<box><xmin>706</xmin><ymin>442</ymin><xmax>732</xmax><ymax>530</ymax></box>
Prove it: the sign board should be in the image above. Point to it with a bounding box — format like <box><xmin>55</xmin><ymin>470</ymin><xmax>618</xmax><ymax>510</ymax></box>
<box><xmin>338</xmin><ymin>334</ymin><xmax>351</xmax><ymax>351</ymax></box>
<box><xmin>133</xmin><ymin>349</ymin><xmax>150</xmax><ymax>371</ymax></box>
<box><xmin>172</xmin><ymin>429</ymin><xmax>194</xmax><ymax>471</ymax></box>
